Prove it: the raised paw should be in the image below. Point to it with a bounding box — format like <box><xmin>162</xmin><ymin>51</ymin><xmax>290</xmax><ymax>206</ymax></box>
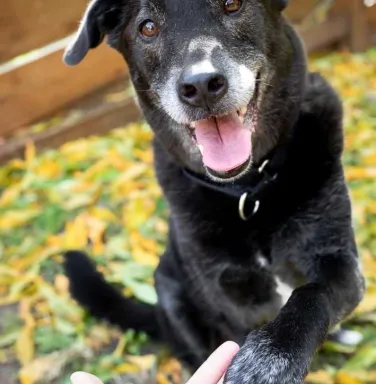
<box><xmin>224</xmin><ymin>330</ymin><xmax>306</xmax><ymax>384</ymax></box>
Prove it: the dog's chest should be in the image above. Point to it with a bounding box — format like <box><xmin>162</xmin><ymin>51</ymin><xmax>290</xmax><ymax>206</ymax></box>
<box><xmin>256</xmin><ymin>253</ymin><xmax>296</xmax><ymax>306</ymax></box>
<box><xmin>210</xmin><ymin>253</ymin><xmax>299</xmax><ymax>334</ymax></box>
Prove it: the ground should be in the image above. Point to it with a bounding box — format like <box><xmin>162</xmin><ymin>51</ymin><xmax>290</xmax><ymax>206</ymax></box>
<box><xmin>0</xmin><ymin>50</ymin><xmax>376</xmax><ymax>384</ymax></box>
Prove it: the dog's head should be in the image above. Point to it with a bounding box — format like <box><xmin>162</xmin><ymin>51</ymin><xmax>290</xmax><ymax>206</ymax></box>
<box><xmin>65</xmin><ymin>0</ymin><xmax>301</xmax><ymax>182</ymax></box>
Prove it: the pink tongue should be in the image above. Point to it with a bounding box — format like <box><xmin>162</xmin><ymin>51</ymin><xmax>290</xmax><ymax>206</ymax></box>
<box><xmin>195</xmin><ymin>112</ymin><xmax>251</xmax><ymax>173</ymax></box>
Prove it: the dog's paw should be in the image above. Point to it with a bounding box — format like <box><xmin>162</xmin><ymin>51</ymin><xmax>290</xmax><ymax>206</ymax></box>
<box><xmin>224</xmin><ymin>330</ymin><xmax>306</xmax><ymax>384</ymax></box>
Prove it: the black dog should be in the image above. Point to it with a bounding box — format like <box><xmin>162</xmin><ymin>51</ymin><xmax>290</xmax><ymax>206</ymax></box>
<box><xmin>63</xmin><ymin>0</ymin><xmax>365</xmax><ymax>382</ymax></box>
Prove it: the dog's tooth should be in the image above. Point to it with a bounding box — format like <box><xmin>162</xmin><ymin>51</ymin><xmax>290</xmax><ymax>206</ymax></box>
<box><xmin>240</xmin><ymin>107</ymin><xmax>247</xmax><ymax>116</ymax></box>
<box><xmin>239</xmin><ymin>115</ymin><xmax>245</xmax><ymax>124</ymax></box>
<box><xmin>190</xmin><ymin>122</ymin><xmax>196</xmax><ymax>129</ymax></box>
<box><xmin>198</xmin><ymin>145</ymin><xmax>204</xmax><ymax>155</ymax></box>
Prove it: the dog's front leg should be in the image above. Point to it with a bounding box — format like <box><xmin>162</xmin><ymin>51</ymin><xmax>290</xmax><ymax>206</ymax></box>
<box><xmin>224</xmin><ymin>251</ymin><xmax>364</xmax><ymax>384</ymax></box>
<box><xmin>155</xmin><ymin>251</ymin><xmax>213</xmax><ymax>371</ymax></box>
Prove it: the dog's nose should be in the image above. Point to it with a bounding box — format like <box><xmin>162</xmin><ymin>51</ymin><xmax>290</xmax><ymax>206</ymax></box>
<box><xmin>178</xmin><ymin>71</ymin><xmax>229</xmax><ymax>108</ymax></box>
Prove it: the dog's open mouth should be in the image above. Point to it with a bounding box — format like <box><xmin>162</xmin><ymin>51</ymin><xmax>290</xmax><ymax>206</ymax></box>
<box><xmin>188</xmin><ymin>103</ymin><xmax>257</xmax><ymax>180</ymax></box>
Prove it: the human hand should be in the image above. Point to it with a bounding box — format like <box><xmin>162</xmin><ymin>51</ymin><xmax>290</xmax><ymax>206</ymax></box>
<box><xmin>70</xmin><ymin>372</ymin><xmax>103</xmax><ymax>384</ymax></box>
<box><xmin>70</xmin><ymin>341</ymin><xmax>239</xmax><ymax>384</ymax></box>
<box><xmin>186</xmin><ymin>341</ymin><xmax>239</xmax><ymax>384</ymax></box>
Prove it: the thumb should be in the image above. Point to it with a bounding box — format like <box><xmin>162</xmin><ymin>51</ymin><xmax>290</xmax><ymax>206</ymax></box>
<box><xmin>71</xmin><ymin>372</ymin><xmax>104</xmax><ymax>384</ymax></box>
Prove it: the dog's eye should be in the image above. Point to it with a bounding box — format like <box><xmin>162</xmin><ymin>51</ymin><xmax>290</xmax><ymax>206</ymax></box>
<box><xmin>224</xmin><ymin>0</ymin><xmax>242</xmax><ymax>13</ymax></box>
<box><xmin>139</xmin><ymin>20</ymin><xmax>159</xmax><ymax>39</ymax></box>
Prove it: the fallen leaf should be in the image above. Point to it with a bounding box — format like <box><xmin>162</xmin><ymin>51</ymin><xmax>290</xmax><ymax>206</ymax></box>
<box><xmin>335</xmin><ymin>372</ymin><xmax>363</xmax><ymax>384</ymax></box>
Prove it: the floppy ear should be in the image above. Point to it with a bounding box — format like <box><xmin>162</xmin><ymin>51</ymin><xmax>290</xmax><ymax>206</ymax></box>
<box><xmin>273</xmin><ymin>0</ymin><xmax>289</xmax><ymax>11</ymax></box>
<box><xmin>63</xmin><ymin>0</ymin><xmax>120</xmax><ymax>66</ymax></box>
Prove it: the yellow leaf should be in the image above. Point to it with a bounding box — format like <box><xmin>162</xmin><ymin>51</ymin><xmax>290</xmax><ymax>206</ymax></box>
<box><xmin>127</xmin><ymin>355</ymin><xmax>156</xmax><ymax>371</ymax></box>
<box><xmin>89</xmin><ymin>206</ymin><xmax>118</xmax><ymax>223</ymax></box>
<box><xmin>362</xmin><ymin>153</ymin><xmax>376</xmax><ymax>166</ymax></box>
<box><xmin>0</xmin><ymin>186</ymin><xmax>21</xmax><ymax>208</ymax></box>
<box><xmin>335</xmin><ymin>372</ymin><xmax>363</xmax><ymax>384</ymax></box>
<box><xmin>59</xmin><ymin>138</ymin><xmax>94</xmax><ymax>163</ymax></box>
<box><xmin>114</xmin><ymin>363</ymin><xmax>140</xmax><ymax>374</ymax></box>
<box><xmin>107</xmin><ymin>149</ymin><xmax>130</xmax><ymax>171</ymax></box>
<box><xmin>70</xmin><ymin>180</ymin><xmax>95</xmax><ymax>194</ymax></box>
<box><xmin>10</xmin><ymin>246</ymin><xmax>59</xmax><ymax>271</ymax></box>
<box><xmin>82</xmin><ymin>158</ymin><xmax>111</xmax><ymax>181</ymax></box>
<box><xmin>110</xmin><ymin>180</ymin><xmax>145</xmax><ymax>198</ymax></box>
<box><xmin>367</xmin><ymin>202</ymin><xmax>376</xmax><ymax>215</ymax></box>
<box><xmin>19</xmin><ymin>344</ymin><xmax>93</xmax><ymax>384</ymax></box>
<box><xmin>45</xmin><ymin>234</ymin><xmax>63</xmax><ymax>248</ymax></box>
<box><xmin>133</xmin><ymin>148</ymin><xmax>154</xmax><ymax>164</ymax></box>
<box><xmin>86</xmin><ymin>216</ymin><xmax>107</xmax><ymax>255</ymax></box>
<box><xmin>345</xmin><ymin>167</ymin><xmax>376</xmax><ymax>181</ymax></box>
<box><xmin>85</xmin><ymin>325</ymin><xmax>116</xmax><ymax>352</ymax></box>
<box><xmin>354</xmin><ymin>371</ymin><xmax>376</xmax><ymax>382</ymax></box>
<box><xmin>25</xmin><ymin>141</ymin><xmax>36</xmax><ymax>165</ymax></box>
<box><xmin>16</xmin><ymin>299</ymin><xmax>35</xmax><ymax>366</ymax></box>
<box><xmin>8</xmin><ymin>158</ymin><xmax>25</xmax><ymax>170</ymax></box>
<box><xmin>132</xmin><ymin>247</ymin><xmax>159</xmax><ymax>267</ymax></box>
<box><xmin>54</xmin><ymin>274</ymin><xmax>69</xmax><ymax>295</ymax></box>
<box><xmin>158</xmin><ymin>358</ymin><xmax>183</xmax><ymax>384</ymax></box>
<box><xmin>355</xmin><ymin>286</ymin><xmax>376</xmax><ymax>314</ymax></box>
<box><xmin>113</xmin><ymin>336</ymin><xmax>127</xmax><ymax>358</ymax></box>
<box><xmin>34</xmin><ymin>301</ymin><xmax>51</xmax><ymax>318</ymax></box>
<box><xmin>306</xmin><ymin>370</ymin><xmax>334</xmax><ymax>384</ymax></box>
<box><xmin>130</xmin><ymin>231</ymin><xmax>159</xmax><ymax>267</ymax></box>
<box><xmin>117</xmin><ymin>163</ymin><xmax>148</xmax><ymax>183</ymax></box>
<box><xmin>156</xmin><ymin>374</ymin><xmax>171</xmax><ymax>384</ymax></box>
<box><xmin>155</xmin><ymin>219</ymin><xmax>168</xmax><ymax>235</ymax></box>
<box><xmin>0</xmin><ymin>209</ymin><xmax>39</xmax><ymax>231</ymax></box>
<box><xmin>62</xmin><ymin>190</ymin><xmax>101</xmax><ymax>210</ymax></box>
<box><xmin>0</xmin><ymin>265</ymin><xmax>19</xmax><ymax>278</ymax></box>
<box><xmin>335</xmin><ymin>371</ymin><xmax>376</xmax><ymax>383</ymax></box>
<box><xmin>123</xmin><ymin>196</ymin><xmax>156</xmax><ymax>231</ymax></box>
<box><xmin>361</xmin><ymin>250</ymin><xmax>376</xmax><ymax>279</ymax></box>
<box><xmin>63</xmin><ymin>214</ymin><xmax>89</xmax><ymax>249</ymax></box>
<box><xmin>16</xmin><ymin>325</ymin><xmax>35</xmax><ymax>366</ymax></box>
<box><xmin>33</xmin><ymin>159</ymin><xmax>62</xmax><ymax>179</ymax></box>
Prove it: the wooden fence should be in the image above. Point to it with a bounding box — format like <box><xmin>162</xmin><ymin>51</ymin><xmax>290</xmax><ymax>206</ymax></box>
<box><xmin>0</xmin><ymin>0</ymin><xmax>375</xmax><ymax>164</ymax></box>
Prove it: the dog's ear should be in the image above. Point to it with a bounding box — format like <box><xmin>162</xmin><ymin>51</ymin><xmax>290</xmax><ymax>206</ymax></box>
<box><xmin>63</xmin><ymin>0</ymin><xmax>121</xmax><ymax>66</ymax></box>
<box><xmin>273</xmin><ymin>0</ymin><xmax>289</xmax><ymax>11</ymax></box>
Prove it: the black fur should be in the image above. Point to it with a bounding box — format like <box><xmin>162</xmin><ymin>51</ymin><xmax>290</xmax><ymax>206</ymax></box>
<box><xmin>64</xmin><ymin>251</ymin><xmax>159</xmax><ymax>338</ymax></box>
<box><xmin>64</xmin><ymin>1</ymin><xmax>365</xmax><ymax>382</ymax></box>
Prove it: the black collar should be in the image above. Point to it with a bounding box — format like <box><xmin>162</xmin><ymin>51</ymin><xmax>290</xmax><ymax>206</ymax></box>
<box><xmin>183</xmin><ymin>141</ymin><xmax>288</xmax><ymax>221</ymax></box>
<box><xmin>182</xmin><ymin>26</ymin><xmax>305</xmax><ymax>222</ymax></box>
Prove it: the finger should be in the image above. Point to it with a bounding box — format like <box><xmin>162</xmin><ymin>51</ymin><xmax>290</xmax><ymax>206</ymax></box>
<box><xmin>71</xmin><ymin>372</ymin><xmax>104</xmax><ymax>384</ymax></box>
<box><xmin>186</xmin><ymin>341</ymin><xmax>239</xmax><ymax>384</ymax></box>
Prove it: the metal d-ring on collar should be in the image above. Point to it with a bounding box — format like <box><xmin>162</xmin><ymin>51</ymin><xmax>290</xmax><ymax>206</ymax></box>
<box><xmin>183</xmin><ymin>154</ymin><xmax>281</xmax><ymax>222</ymax></box>
<box><xmin>239</xmin><ymin>195</ymin><xmax>260</xmax><ymax>221</ymax></box>
<box><xmin>238</xmin><ymin>160</ymin><xmax>270</xmax><ymax>221</ymax></box>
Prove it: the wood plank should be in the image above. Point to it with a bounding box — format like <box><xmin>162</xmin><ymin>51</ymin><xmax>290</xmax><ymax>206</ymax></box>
<box><xmin>0</xmin><ymin>0</ymin><xmax>87</xmax><ymax>63</ymax></box>
<box><xmin>0</xmin><ymin>84</ymin><xmax>141</xmax><ymax>164</ymax></box>
<box><xmin>332</xmin><ymin>0</ymin><xmax>354</xmax><ymax>14</ymax></box>
<box><xmin>368</xmin><ymin>5</ymin><xmax>376</xmax><ymax>24</ymax></box>
<box><xmin>0</xmin><ymin>43</ymin><xmax>127</xmax><ymax>138</ymax></box>
<box><xmin>285</xmin><ymin>0</ymin><xmax>322</xmax><ymax>23</ymax></box>
<box><xmin>1</xmin><ymin>0</ymin><xmax>372</xmax><ymax>65</ymax></box>
<box><xmin>350</xmin><ymin>0</ymin><xmax>369</xmax><ymax>52</ymax></box>
<box><xmin>300</xmin><ymin>15</ymin><xmax>350</xmax><ymax>53</ymax></box>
